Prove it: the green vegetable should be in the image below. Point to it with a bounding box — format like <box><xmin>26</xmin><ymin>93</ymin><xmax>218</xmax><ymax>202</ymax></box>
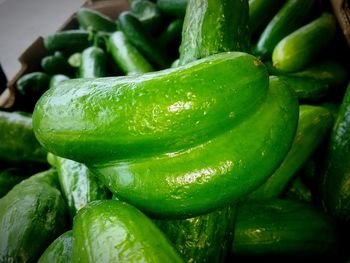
<box><xmin>16</xmin><ymin>71</ymin><xmax>51</xmax><ymax>96</ymax></box>
<box><xmin>272</xmin><ymin>59</ymin><xmax>348</xmax><ymax>101</ymax></box>
<box><xmin>130</xmin><ymin>0</ymin><xmax>163</xmax><ymax>34</ymax></box>
<box><xmin>158</xmin><ymin>18</ymin><xmax>183</xmax><ymax>48</ymax></box>
<box><xmin>0</xmin><ymin>111</ymin><xmax>47</xmax><ymax>163</ymax></box>
<box><xmin>0</xmin><ymin>169</ymin><xmax>68</xmax><ymax>263</ymax></box>
<box><xmin>157</xmin><ymin>0</ymin><xmax>188</xmax><ymax>17</ymax></box>
<box><xmin>49</xmin><ymin>154</ymin><xmax>109</xmax><ymax>219</ymax></box>
<box><xmin>254</xmin><ymin>0</ymin><xmax>316</xmax><ymax>60</ymax></box>
<box><xmin>232</xmin><ymin>199</ymin><xmax>338</xmax><ymax>259</ymax></box>
<box><xmin>33</xmin><ymin>52</ymin><xmax>268</xmax><ymax>164</ymax></box>
<box><xmin>154</xmin><ymin>204</ymin><xmax>236</xmax><ymax>262</ymax></box>
<box><xmin>76</xmin><ymin>7</ymin><xmax>117</xmax><ymax>32</ymax></box>
<box><xmin>37</xmin><ymin>230</ymin><xmax>72</xmax><ymax>263</ymax></box>
<box><xmin>118</xmin><ymin>11</ymin><xmax>171</xmax><ymax>69</ymax></box>
<box><xmin>248</xmin><ymin>0</ymin><xmax>286</xmax><ymax>37</ymax></box>
<box><xmin>91</xmin><ymin>75</ymin><xmax>297</xmax><ymax>218</ymax></box>
<box><xmin>272</xmin><ymin>12</ymin><xmax>337</xmax><ymax>72</ymax></box>
<box><xmin>107</xmin><ymin>31</ymin><xmax>154</xmax><ymax>75</ymax></box>
<box><xmin>33</xmin><ymin>53</ymin><xmax>298</xmax><ymax>217</ymax></box>
<box><xmin>79</xmin><ymin>46</ymin><xmax>107</xmax><ymax>78</ymax></box>
<box><xmin>41</xmin><ymin>52</ymin><xmax>73</xmax><ymax>76</ymax></box>
<box><xmin>178</xmin><ymin>0</ymin><xmax>250</xmax><ymax>66</ymax></box>
<box><xmin>249</xmin><ymin>104</ymin><xmax>334</xmax><ymax>200</ymax></box>
<box><xmin>68</xmin><ymin>52</ymin><xmax>82</xmax><ymax>68</ymax></box>
<box><xmin>43</xmin><ymin>30</ymin><xmax>92</xmax><ymax>54</ymax></box>
<box><xmin>284</xmin><ymin>176</ymin><xmax>313</xmax><ymax>203</ymax></box>
<box><xmin>72</xmin><ymin>200</ymin><xmax>183</xmax><ymax>262</ymax></box>
<box><xmin>49</xmin><ymin>74</ymin><xmax>70</xmax><ymax>89</ymax></box>
<box><xmin>0</xmin><ymin>168</ymin><xmax>29</xmax><ymax>198</ymax></box>
<box><xmin>321</xmin><ymin>81</ymin><xmax>350</xmax><ymax>221</ymax></box>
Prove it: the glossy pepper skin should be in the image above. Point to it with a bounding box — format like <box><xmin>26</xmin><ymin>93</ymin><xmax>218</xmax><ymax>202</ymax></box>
<box><xmin>33</xmin><ymin>53</ymin><xmax>298</xmax><ymax>218</ymax></box>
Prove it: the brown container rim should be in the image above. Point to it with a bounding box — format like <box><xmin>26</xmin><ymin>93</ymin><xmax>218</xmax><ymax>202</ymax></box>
<box><xmin>0</xmin><ymin>0</ymin><xmax>129</xmax><ymax>110</ymax></box>
<box><xmin>331</xmin><ymin>0</ymin><xmax>350</xmax><ymax>47</ymax></box>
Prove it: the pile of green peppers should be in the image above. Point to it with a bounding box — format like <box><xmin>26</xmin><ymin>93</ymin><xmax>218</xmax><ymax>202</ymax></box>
<box><xmin>1</xmin><ymin>0</ymin><xmax>350</xmax><ymax>262</ymax></box>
